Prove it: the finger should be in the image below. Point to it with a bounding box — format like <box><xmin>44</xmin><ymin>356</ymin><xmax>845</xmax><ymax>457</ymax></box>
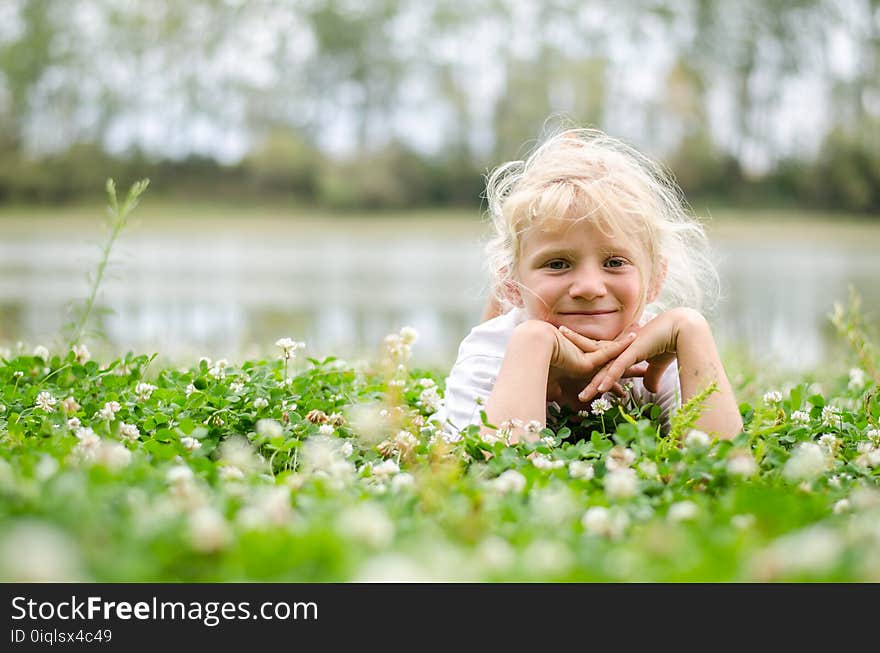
<box><xmin>558</xmin><ymin>325</ymin><xmax>598</xmax><ymax>352</ymax></box>
<box><xmin>588</xmin><ymin>332</ymin><xmax>636</xmax><ymax>366</ymax></box>
<box><xmin>621</xmin><ymin>363</ymin><xmax>648</xmax><ymax>378</ymax></box>
<box><xmin>593</xmin><ymin>350</ymin><xmax>640</xmax><ymax>396</ymax></box>
<box><xmin>578</xmin><ymin>361</ymin><xmax>613</xmax><ymax>402</ymax></box>
<box><xmin>611</xmin><ymin>382</ymin><xmax>626</xmax><ymax>398</ymax></box>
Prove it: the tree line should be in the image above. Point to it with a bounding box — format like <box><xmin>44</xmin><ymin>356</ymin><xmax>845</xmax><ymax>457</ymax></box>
<box><xmin>1</xmin><ymin>0</ymin><xmax>878</xmax><ymax>211</ymax></box>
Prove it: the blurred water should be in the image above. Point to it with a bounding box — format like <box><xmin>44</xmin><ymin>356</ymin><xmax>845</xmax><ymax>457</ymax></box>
<box><xmin>1</xmin><ymin>217</ymin><xmax>878</xmax><ymax>370</ymax></box>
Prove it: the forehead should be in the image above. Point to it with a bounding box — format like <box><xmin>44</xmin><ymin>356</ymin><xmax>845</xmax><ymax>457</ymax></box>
<box><xmin>520</xmin><ymin>216</ymin><xmax>638</xmax><ymax>257</ymax></box>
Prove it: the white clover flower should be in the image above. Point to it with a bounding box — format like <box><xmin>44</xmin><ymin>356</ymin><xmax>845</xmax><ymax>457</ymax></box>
<box><xmin>531</xmin><ymin>453</ymin><xmax>564</xmax><ymax>471</ymax></box>
<box><xmin>848</xmin><ymin>368</ymin><xmax>866</xmax><ymax>391</ymax></box>
<box><xmin>180</xmin><ymin>436</ymin><xmax>202</xmax><ymax>452</ymax></box>
<box><xmin>490</xmin><ymin>469</ymin><xmax>526</xmax><ymax>494</ymax></box>
<box><xmin>866</xmin><ymin>429</ymin><xmax>880</xmax><ymax>446</ymax></box>
<box><xmin>0</xmin><ymin>404</ymin><xmax>5</xmax><ymax>414</ymax></box>
<box><xmin>219</xmin><ymin>465</ymin><xmax>245</xmax><ymax>481</ymax></box>
<box><xmin>605</xmin><ymin>445</ymin><xmax>635</xmax><ymax>471</ymax></box>
<box><xmin>684</xmin><ymin>429</ymin><xmax>711</xmax><ymax>449</ymax></box>
<box><xmin>791</xmin><ymin>410</ymin><xmax>811</xmax><ymax>426</ymax></box>
<box><xmin>60</xmin><ymin>396</ymin><xmax>80</xmax><ymax>414</ymax></box>
<box><xmin>637</xmin><ymin>460</ymin><xmax>658</xmax><ymax>478</ymax></box>
<box><xmin>390</xmin><ymin>472</ymin><xmax>415</xmax><ymax>492</ymax></box>
<box><xmin>0</xmin><ymin>521</ymin><xmax>86</xmax><ymax>582</ymax></box>
<box><xmin>783</xmin><ymin>442</ymin><xmax>829</xmax><ymax>482</ymax></box>
<box><xmin>34</xmin><ymin>455</ymin><xmax>59</xmax><ymax>481</ymax></box>
<box><xmin>33</xmin><ymin>345</ymin><xmax>49</xmax><ymax>362</ymax></box>
<box><xmin>477</xmin><ymin>536</ymin><xmax>516</xmax><ymax>571</ymax></box>
<box><xmin>581</xmin><ymin>506</ymin><xmax>629</xmax><ymax>539</ymax></box>
<box><xmin>568</xmin><ymin>460</ymin><xmax>595</xmax><ymax>480</ymax></box>
<box><xmin>821</xmin><ymin>405</ymin><xmax>842</xmax><ymax>428</ymax></box>
<box><xmin>95</xmin><ymin>401</ymin><xmax>121</xmax><ymax>421</ymax></box>
<box><xmin>726</xmin><ymin>449</ymin><xmax>758</xmax><ymax>477</ymax></box>
<box><xmin>731</xmin><ymin>514</ymin><xmax>756</xmax><ymax>530</ymax></box>
<box><xmin>208</xmin><ymin>365</ymin><xmax>225</xmax><ymax>380</ymax></box>
<box><xmin>218</xmin><ymin>435</ymin><xmax>263</xmax><ymax>475</ymax></box>
<box><xmin>70</xmin><ymin>428</ymin><xmax>101</xmax><ymax>463</ymax></box>
<box><xmin>668</xmin><ymin>501</ymin><xmax>699</xmax><ymax>522</ymax></box>
<box><xmin>480</xmin><ymin>430</ymin><xmax>506</xmax><ymax>446</ymax></box>
<box><xmin>229</xmin><ymin>381</ymin><xmax>244</xmax><ymax>393</ymax></box>
<box><xmin>95</xmin><ymin>440</ymin><xmax>132</xmax><ymax>471</ymax></box>
<box><xmin>71</xmin><ymin>344</ymin><xmax>90</xmax><ymax>364</ymax></box>
<box><xmin>393</xmin><ymin>429</ymin><xmax>418</xmax><ymax>453</ymax></box>
<box><xmin>67</xmin><ymin>417</ymin><xmax>80</xmax><ymax>430</ymax></box>
<box><xmin>418</xmin><ymin>386</ymin><xmax>443</xmax><ymax>414</ymax></box>
<box><xmin>752</xmin><ymin>525</ymin><xmax>842</xmax><ymax>580</ymax></box>
<box><xmin>253</xmin><ymin>397</ymin><xmax>269</xmax><ymax>410</ymax></box>
<box><xmin>318</xmin><ymin>423</ymin><xmax>335</xmax><ymax>436</ymax></box>
<box><xmin>118</xmin><ymin>422</ymin><xmax>140</xmax><ymax>442</ymax></box>
<box><xmin>135</xmin><ymin>382</ymin><xmax>157</xmax><ymax>401</ymax></box>
<box><xmin>604</xmin><ymin>468</ymin><xmax>638</xmax><ymax>500</ymax></box>
<box><xmin>35</xmin><ymin>391</ymin><xmax>57</xmax><ymax>413</ymax></box>
<box><xmin>818</xmin><ymin>433</ymin><xmax>840</xmax><ymax>456</ymax></box>
<box><xmin>275</xmin><ymin>337</ymin><xmax>305</xmax><ymax>361</ymax></box>
<box><xmin>301</xmin><ymin>435</ymin><xmax>356</xmax><ymax>486</ymax></box>
<box><xmin>854</xmin><ymin>444</ymin><xmax>880</xmax><ymax>469</ymax></box>
<box><xmin>337</xmin><ymin>503</ymin><xmax>394</xmax><ymax>548</ymax></box>
<box><xmin>166</xmin><ymin>465</ymin><xmax>194</xmax><ymax>485</ymax></box>
<box><xmin>340</xmin><ymin>441</ymin><xmax>354</xmax><ymax>458</ymax></box>
<box><xmin>762</xmin><ymin>390</ymin><xmax>782</xmax><ymax>405</ymax></box>
<box><xmin>591</xmin><ymin>397</ymin><xmax>612</xmax><ymax>416</ymax></box>
<box><xmin>372</xmin><ymin>459</ymin><xmax>400</xmax><ymax>480</ymax></box>
<box><xmin>398</xmin><ymin>326</ymin><xmax>418</xmax><ymax>346</ymax></box>
<box><xmin>185</xmin><ymin>383</ymin><xmax>197</xmax><ymax>397</ymax></box>
<box><xmin>188</xmin><ymin>508</ymin><xmax>231</xmax><ymax>553</ymax></box>
<box><xmin>833</xmin><ymin>499</ymin><xmax>851</xmax><ymax>514</ymax></box>
<box><xmin>521</xmin><ymin>420</ymin><xmax>543</xmax><ymax>437</ymax></box>
<box><xmin>256</xmin><ymin>419</ymin><xmax>283</xmax><ymax>439</ymax></box>
<box><xmin>418</xmin><ymin>378</ymin><xmax>435</xmax><ymax>388</ymax></box>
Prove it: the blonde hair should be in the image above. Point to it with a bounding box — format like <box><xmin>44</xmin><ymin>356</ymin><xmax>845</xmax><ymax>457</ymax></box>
<box><xmin>484</xmin><ymin>127</ymin><xmax>719</xmax><ymax>318</ymax></box>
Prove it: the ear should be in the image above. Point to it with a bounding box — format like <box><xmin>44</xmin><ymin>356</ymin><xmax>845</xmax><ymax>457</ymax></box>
<box><xmin>502</xmin><ymin>278</ymin><xmax>524</xmax><ymax>307</ymax></box>
<box><xmin>646</xmin><ymin>257</ymin><xmax>667</xmax><ymax>304</ymax></box>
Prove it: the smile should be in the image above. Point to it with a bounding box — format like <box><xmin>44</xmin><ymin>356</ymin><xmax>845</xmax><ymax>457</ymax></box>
<box><xmin>559</xmin><ymin>310</ymin><xmax>617</xmax><ymax>316</ymax></box>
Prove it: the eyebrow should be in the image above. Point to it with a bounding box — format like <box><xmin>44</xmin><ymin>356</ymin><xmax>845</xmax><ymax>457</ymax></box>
<box><xmin>527</xmin><ymin>244</ymin><xmax>637</xmax><ymax>261</ymax></box>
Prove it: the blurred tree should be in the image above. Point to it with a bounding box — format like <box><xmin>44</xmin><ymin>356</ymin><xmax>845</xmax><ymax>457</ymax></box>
<box><xmin>0</xmin><ymin>0</ymin><xmax>57</xmax><ymax>150</ymax></box>
<box><xmin>305</xmin><ymin>0</ymin><xmax>405</xmax><ymax>151</ymax></box>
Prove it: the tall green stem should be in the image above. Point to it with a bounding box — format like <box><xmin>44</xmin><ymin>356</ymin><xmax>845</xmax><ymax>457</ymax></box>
<box><xmin>68</xmin><ymin>178</ymin><xmax>149</xmax><ymax>348</ymax></box>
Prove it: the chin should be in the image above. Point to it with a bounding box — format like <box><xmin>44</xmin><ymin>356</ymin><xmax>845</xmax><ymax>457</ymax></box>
<box><xmin>553</xmin><ymin>318</ymin><xmax>621</xmax><ymax>342</ymax></box>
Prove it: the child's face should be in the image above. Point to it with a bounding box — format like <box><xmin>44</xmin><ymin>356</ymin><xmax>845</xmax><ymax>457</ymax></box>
<box><xmin>514</xmin><ymin>217</ymin><xmax>647</xmax><ymax>341</ymax></box>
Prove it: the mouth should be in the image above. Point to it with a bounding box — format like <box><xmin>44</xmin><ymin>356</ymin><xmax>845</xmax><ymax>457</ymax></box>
<box><xmin>558</xmin><ymin>310</ymin><xmax>618</xmax><ymax>316</ymax></box>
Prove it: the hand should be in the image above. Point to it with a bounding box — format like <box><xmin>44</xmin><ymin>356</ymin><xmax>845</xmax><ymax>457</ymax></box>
<box><xmin>574</xmin><ymin>309</ymin><xmax>702</xmax><ymax>402</ymax></box>
<box><xmin>546</xmin><ymin>325</ymin><xmax>638</xmax><ymax>403</ymax></box>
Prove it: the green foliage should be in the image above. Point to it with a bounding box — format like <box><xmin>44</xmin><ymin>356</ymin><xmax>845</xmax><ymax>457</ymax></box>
<box><xmin>1</xmin><ymin>337</ymin><xmax>878</xmax><ymax>581</ymax></box>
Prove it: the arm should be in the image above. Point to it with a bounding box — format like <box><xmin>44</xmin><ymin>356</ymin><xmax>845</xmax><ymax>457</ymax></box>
<box><xmin>485</xmin><ymin>320</ymin><xmax>636</xmax><ymax>444</ymax></box>
<box><xmin>575</xmin><ymin>308</ymin><xmax>742</xmax><ymax>440</ymax></box>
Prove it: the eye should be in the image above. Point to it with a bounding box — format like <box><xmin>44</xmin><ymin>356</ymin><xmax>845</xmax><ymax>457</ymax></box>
<box><xmin>605</xmin><ymin>257</ymin><xmax>628</xmax><ymax>269</ymax></box>
<box><xmin>545</xmin><ymin>259</ymin><xmax>569</xmax><ymax>270</ymax></box>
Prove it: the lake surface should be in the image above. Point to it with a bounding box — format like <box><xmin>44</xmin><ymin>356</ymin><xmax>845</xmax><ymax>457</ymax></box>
<box><xmin>2</xmin><ymin>211</ymin><xmax>879</xmax><ymax>371</ymax></box>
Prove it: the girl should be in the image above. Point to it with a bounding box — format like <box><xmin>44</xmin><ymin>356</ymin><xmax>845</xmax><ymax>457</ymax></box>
<box><xmin>440</xmin><ymin>128</ymin><xmax>742</xmax><ymax>444</ymax></box>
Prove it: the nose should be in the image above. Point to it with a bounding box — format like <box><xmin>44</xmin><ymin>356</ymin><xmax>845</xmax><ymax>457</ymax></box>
<box><xmin>568</xmin><ymin>263</ymin><xmax>606</xmax><ymax>300</ymax></box>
